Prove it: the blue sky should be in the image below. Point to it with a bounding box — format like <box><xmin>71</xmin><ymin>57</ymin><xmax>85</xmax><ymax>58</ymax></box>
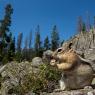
<box><xmin>0</xmin><ymin>0</ymin><xmax>95</xmax><ymax>47</ymax></box>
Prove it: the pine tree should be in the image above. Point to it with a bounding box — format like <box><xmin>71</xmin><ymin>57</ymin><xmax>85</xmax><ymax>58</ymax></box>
<box><xmin>0</xmin><ymin>4</ymin><xmax>13</xmax><ymax>63</ymax></box>
<box><xmin>17</xmin><ymin>32</ymin><xmax>23</xmax><ymax>52</ymax></box>
<box><xmin>0</xmin><ymin>4</ymin><xmax>13</xmax><ymax>43</ymax></box>
<box><xmin>82</xmin><ymin>23</ymin><xmax>86</xmax><ymax>32</ymax></box>
<box><xmin>29</xmin><ymin>31</ymin><xmax>32</xmax><ymax>49</ymax></box>
<box><xmin>51</xmin><ymin>25</ymin><xmax>60</xmax><ymax>51</ymax></box>
<box><xmin>34</xmin><ymin>25</ymin><xmax>43</xmax><ymax>57</ymax></box>
<box><xmin>28</xmin><ymin>31</ymin><xmax>33</xmax><ymax>61</ymax></box>
<box><xmin>24</xmin><ymin>36</ymin><xmax>28</xmax><ymax>49</ymax></box>
<box><xmin>16</xmin><ymin>32</ymin><xmax>23</xmax><ymax>62</ymax></box>
<box><xmin>8</xmin><ymin>35</ymin><xmax>15</xmax><ymax>61</ymax></box>
<box><xmin>11</xmin><ymin>37</ymin><xmax>15</xmax><ymax>53</ymax></box>
<box><xmin>23</xmin><ymin>36</ymin><xmax>28</xmax><ymax>60</ymax></box>
<box><xmin>44</xmin><ymin>36</ymin><xmax>50</xmax><ymax>50</ymax></box>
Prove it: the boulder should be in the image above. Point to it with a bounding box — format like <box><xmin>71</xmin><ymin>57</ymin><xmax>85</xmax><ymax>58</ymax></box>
<box><xmin>43</xmin><ymin>50</ymin><xmax>53</xmax><ymax>63</ymax></box>
<box><xmin>62</xmin><ymin>31</ymin><xmax>95</xmax><ymax>60</ymax></box>
<box><xmin>42</xmin><ymin>89</ymin><xmax>95</xmax><ymax>95</ymax></box>
<box><xmin>0</xmin><ymin>61</ymin><xmax>34</xmax><ymax>95</ymax></box>
<box><xmin>32</xmin><ymin>57</ymin><xmax>43</xmax><ymax>67</ymax></box>
<box><xmin>43</xmin><ymin>50</ymin><xmax>53</xmax><ymax>57</ymax></box>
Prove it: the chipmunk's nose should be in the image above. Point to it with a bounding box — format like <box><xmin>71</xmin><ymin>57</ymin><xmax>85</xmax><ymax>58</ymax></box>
<box><xmin>51</xmin><ymin>59</ymin><xmax>56</xmax><ymax>63</ymax></box>
<box><xmin>50</xmin><ymin>54</ymin><xmax>55</xmax><ymax>59</ymax></box>
<box><xmin>51</xmin><ymin>53</ymin><xmax>59</xmax><ymax>61</ymax></box>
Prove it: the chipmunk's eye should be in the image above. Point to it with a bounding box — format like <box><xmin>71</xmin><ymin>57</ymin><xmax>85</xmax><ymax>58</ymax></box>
<box><xmin>57</xmin><ymin>48</ymin><xmax>62</xmax><ymax>52</ymax></box>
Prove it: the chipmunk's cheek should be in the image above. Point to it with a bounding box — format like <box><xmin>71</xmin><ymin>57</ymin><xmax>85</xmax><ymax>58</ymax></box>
<box><xmin>57</xmin><ymin>55</ymin><xmax>63</xmax><ymax>60</ymax></box>
<box><xmin>50</xmin><ymin>59</ymin><xmax>56</xmax><ymax>66</ymax></box>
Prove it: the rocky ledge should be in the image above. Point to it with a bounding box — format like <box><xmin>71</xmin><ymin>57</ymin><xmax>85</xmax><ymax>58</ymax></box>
<box><xmin>1</xmin><ymin>31</ymin><xmax>95</xmax><ymax>95</ymax></box>
<box><xmin>43</xmin><ymin>88</ymin><xmax>95</xmax><ymax>95</ymax></box>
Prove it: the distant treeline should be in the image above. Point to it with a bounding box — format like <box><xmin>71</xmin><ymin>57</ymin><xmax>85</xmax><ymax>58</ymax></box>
<box><xmin>0</xmin><ymin>4</ymin><xmax>63</xmax><ymax>64</ymax></box>
<box><xmin>0</xmin><ymin>4</ymin><xmax>95</xmax><ymax>64</ymax></box>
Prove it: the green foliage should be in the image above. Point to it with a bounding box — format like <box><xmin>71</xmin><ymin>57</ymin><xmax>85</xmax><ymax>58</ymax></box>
<box><xmin>29</xmin><ymin>31</ymin><xmax>32</xmax><ymax>49</ymax></box>
<box><xmin>15</xmin><ymin>52</ymin><xmax>22</xmax><ymax>62</ymax></box>
<box><xmin>0</xmin><ymin>4</ymin><xmax>15</xmax><ymax>64</ymax></box>
<box><xmin>34</xmin><ymin>25</ymin><xmax>43</xmax><ymax>57</ymax></box>
<box><xmin>51</xmin><ymin>25</ymin><xmax>60</xmax><ymax>51</ymax></box>
<box><xmin>0</xmin><ymin>4</ymin><xmax>13</xmax><ymax>34</ymax></box>
<box><xmin>0</xmin><ymin>4</ymin><xmax>13</xmax><ymax>48</ymax></box>
<box><xmin>8</xmin><ymin>64</ymin><xmax>61</xmax><ymax>94</ymax></box>
<box><xmin>0</xmin><ymin>52</ymin><xmax>3</xmax><ymax>62</ymax></box>
<box><xmin>82</xmin><ymin>23</ymin><xmax>86</xmax><ymax>32</ymax></box>
<box><xmin>8</xmin><ymin>34</ymin><xmax>15</xmax><ymax>61</ymax></box>
<box><xmin>0</xmin><ymin>34</ymin><xmax>15</xmax><ymax>64</ymax></box>
<box><xmin>2</xmin><ymin>55</ymin><xmax>9</xmax><ymax>64</ymax></box>
<box><xmin>0</xmin><ymin>74</ymin><xmax>2</xmax><ymax>89</ymax></box>
<box><xmin>44</xmin><ymin>36</ymin><xmax>50</xmax><ymax>50</ymax></box>
<box><xmin>17</xmin><ymin>32</ymin><xmax>23</xmax><ymax>52</ymax></box>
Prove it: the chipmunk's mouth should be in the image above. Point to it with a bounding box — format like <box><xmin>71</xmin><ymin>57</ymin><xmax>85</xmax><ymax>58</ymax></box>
<box><xmin>50</xmin><ymin>59</ymin><xmax>58</xmax><ymax>66</ymax></box>
<box><xmin>50</xmin><ymin>56</ymin><xmax>60</xmax><ymax>66</ymax></box>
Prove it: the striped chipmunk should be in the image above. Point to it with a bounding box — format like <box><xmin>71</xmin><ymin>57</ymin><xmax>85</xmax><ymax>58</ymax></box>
<box><xmin>50</xmin><ymin>42</ymin><xmax>95</xmax><ymax>90</ymax></box>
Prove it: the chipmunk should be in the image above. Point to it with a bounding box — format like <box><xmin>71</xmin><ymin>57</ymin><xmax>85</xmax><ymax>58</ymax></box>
<box><xmin>50</xmin><ymin>42</ymin><xmax>95</xmax><ymax>90</ymax></box>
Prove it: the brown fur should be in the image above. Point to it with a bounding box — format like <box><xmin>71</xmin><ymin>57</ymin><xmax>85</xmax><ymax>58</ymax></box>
<box><xmin>50</xmin><ymin>48</ymin><xmax>80</xmax><ymax>70</ymax></box>
<box><xmin>50</xmin><ymin>43</ymin><xmax>94</xmax><ymax>90</ymax></box>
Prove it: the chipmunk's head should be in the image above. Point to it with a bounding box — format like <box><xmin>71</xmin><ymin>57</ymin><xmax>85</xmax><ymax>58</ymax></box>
<box><xmin>50</xmin><ymin>42</ymin><xmax>73</xmax><ymax>66</ymax></box>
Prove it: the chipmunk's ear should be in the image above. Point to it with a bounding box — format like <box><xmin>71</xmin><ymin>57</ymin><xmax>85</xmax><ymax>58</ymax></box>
<box><xmin>68</xmin><ymin>42</ymin><xmax>73</xmax><ymax>49</ymax></box>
